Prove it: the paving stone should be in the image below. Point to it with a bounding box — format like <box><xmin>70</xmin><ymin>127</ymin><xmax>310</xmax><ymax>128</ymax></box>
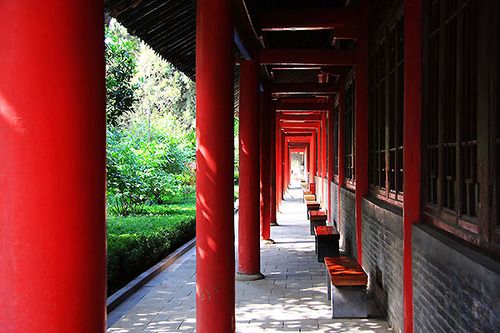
<box><xmin>108</xmin><ymin>187</ymin><xmax>390</xmax><ymax>332</ymax></box>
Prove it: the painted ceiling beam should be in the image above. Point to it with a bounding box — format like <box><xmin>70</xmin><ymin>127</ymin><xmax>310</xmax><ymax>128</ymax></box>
<box><xmin>260</xmin><ymin>8</ymin><xmax>359</xmax><ymax>31</ymax></box>
<box><xmin>260</xmin><ymin>49</ymin><xmax>355</xmax><ymax>66</ymax></box>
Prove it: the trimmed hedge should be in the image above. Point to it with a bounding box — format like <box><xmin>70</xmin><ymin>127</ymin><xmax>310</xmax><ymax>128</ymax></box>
<box><xmin>107</xmin><ymin>206</ymin><xmax>195</xmax><ymax>295</ymax></box>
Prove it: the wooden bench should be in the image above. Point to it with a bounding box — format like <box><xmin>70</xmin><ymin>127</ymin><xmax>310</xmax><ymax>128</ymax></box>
<box><xmin>314</xmin><ymin>226</ymin><xmax>340</xmax><ymax>262</ymax></box>
<box><xmin>324</xmin><ymin>256</ymin><xmax>368</xmax><ymax>318</ymax></box>
<box><xmin>308</xmin><ymin>209</ymin><xmax>327</xmax><ymax>234</ymax></box>
<box><xmin>306</xmin><ymin>201</ymin><xmax>320</xmax><ymax>219</ymax></box>
<box><xmin>303</xmin><ymin>194</ymin><xmax>316</xmax><ymax>202</ymax></box>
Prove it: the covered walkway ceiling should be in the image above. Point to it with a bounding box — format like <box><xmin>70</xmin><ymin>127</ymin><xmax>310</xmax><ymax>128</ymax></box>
<box><xmin>105</xmin><ymin>0</ymin><xmax>357</xmax><ymax>100</ymax></box>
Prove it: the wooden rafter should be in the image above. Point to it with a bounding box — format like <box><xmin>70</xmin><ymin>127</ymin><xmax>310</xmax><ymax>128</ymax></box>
<box><xmin>261</xmin><ymin>49</ymin><xmax>355</xmax><ymax>66</ymax></box>
<box><xmin>260</xmin><ymin>8</ymin><xmax>359</xmax><ymax>31</ymax></box>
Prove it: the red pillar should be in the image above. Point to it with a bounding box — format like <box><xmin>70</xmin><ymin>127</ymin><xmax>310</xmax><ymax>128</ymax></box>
<box><xmin>311</xmin><ymin>129</ymin><xmax>318</xmax><ymax>183</ymax></box>
<box><xmin>328</xmin><ymin>106</ymin><xmax>334</xmax><ymax>224</ymax></box>
<box><xmin>322</xmin><ymin>112</ymin><xmax>327</xmax><ymax>209</ymax></box>
<box><xmin>309</xmin><ymin>134</ymin><xmax>315</xmax><ymax>184</ymax></box>
<box><xmin>354</xmin><ymin>3</ymin><xmax>369</xmax><ymax>263</ymax></box>
<box><xmin>284</xmin><ymin>143</ymin><xmax>290</xmax><ymax>189</ymax></box>
<box><xmin>260</xmin><ymin>91</ymin><xmax>272</xmax><ymax>240</ymax></box>
<box><xmin>0</xmin><ymin>2</ymin><xmax>106</xmax><ymax>331</ymax></box>
<box><xmin>280</xmin><ymin>132</ymin><xmax>286</xmax><ymax>201</ymax></box>
<box><xmin>238</xmin><ymin>60</ymin><xmax>264</xmax><ymax>280</ymax></box>
<box><xmin>196</xmin><ymin>0</ymin><xmax>235</xmax><ymax>331</ymax></box>
<box><xmin>270</xmin><ymin>107</ymin><xmax>278</xmax><ymax>225</ymax></box>
<box><xmin>338</xmin><ymin>89</ymin><xmax>346</xmax><ymax>231</ymax></box>
<box><xmin>403</xmin><ymin>1</ymin><xmax>422</xmax><ymax>332</ymax></box>
<box><xmin>276</xmin><ymin>116</ymin><xmax>283</xmax><ymax>210</ymax></box>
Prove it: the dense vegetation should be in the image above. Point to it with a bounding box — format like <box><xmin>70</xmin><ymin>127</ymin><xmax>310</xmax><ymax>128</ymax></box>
<box><xmin>107</xmin><ymin>200</ymin><xmax>195</xmax><ymax>294</ymax></box>
<box><xmin>105</xmin><ymin>20</ymin><xmax>197</xmax><ymax>294</ymax></box>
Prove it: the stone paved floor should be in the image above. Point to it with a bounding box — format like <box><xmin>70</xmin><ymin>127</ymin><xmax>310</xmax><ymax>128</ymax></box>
<box><xmin>108</xmin><ymin>187</ymin><xmax>391</xmax><ymax>332</ymax></box>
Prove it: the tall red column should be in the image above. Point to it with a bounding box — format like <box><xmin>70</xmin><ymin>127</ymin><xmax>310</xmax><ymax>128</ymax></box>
<box><xmin>403</xmin><ymin>1</ymin><xmax>422</xmax><ymax>332</ymax></box>
<box><xmin>354</xmin><ymin>2</ymin><xmax>369</xmax><ymax>263</ymax></box>
<box><xmin>328</xmin><ymin>107</ymin><xmax>334</xmax><ymax>224</ymax></box>
<box><xmin>0</xmin><ymin>2</ymin><xmax>106</xmax><ymax>332</ymax></box>
<box><xmin>283</xmin><ymin>143</ymin><xmax>290</xmax><ymax>189</ymax></box>
<box><xmin>311</xmin><ymin>129</ymin><xmax>318</xmax><ymax>183</ymax></box>
<box><xmin>338</xmin><ymin>88</ymin><xmax>346</xmax><ymax>231</ymax></box>
<box><xmin>276</xmin><ymin>116</ymin><xmax>283</xmax><ymax>211</ymax></box>
<box><xmin>196</xmin><ymin>0</ymin><xmax>235</xmax><ymax>331</ymax></box>
<box><xmin>270</xmin><ymin>108</ymin><xmax>278</xmax><ymax>225</ymax></box>
<box><xmin>322</xmin><ymin>112</ymin><xmax>327</xmax><ymax>208</ymax></box>
<box><xmin>280</xmin><ymin>132</ymin><xmax>286</xmax><ymax>202</ymax></box>
<box><xmin>238</xmin><ymin>60</ymin><xmax>264</xmax><ymax>280</ymax></box>
<box><xmin>260</xmin><ymin>91</ymin><xmax>272</xmax><ymax>240</ymax></box>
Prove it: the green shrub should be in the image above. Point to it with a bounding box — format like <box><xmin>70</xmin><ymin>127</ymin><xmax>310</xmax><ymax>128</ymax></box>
<box><xmin>107</xmin><ymin>208</ymin><xmax>195</xmax><ymax>295</ymax></box>
<box><xmin>139</xmin><ymin>201</ymin><xmax>196</xmax><ymax>216</ymax></box>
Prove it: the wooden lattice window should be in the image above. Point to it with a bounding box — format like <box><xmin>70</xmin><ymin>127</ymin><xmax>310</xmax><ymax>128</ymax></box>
<box><xmin>368</xmin><ymin>14</ymin><xmax>404</xmax><ymax>205</ymax></box>
<box><xmin>423</xmin><ymin>0</ymin><xmax>488</xmax><ymax>246</ymax></box>
<box><xmin>344</xmin><ymin>79</ymin><xmax>355</xmax><ymax>187</ymax></box>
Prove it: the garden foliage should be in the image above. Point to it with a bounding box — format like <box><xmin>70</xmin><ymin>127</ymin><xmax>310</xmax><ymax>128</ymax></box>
<box><xmin>105</xmin><ymin>19</ymin><xmax>197</xmax><ymax>295</ymax></box>
<box><xmin>107</xmin><ymin>201</ymin><xmax>195</xmax><ymax>294</ymax></box>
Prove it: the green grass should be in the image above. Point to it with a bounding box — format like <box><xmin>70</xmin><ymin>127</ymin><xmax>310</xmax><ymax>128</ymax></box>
<box><xmin>138</xmin><ymin>200</ymin><xmax>196</xmax><ymax>216</ymax></box>
<box><xmin>234</xmin><ymin>185</ymin><xmax>239</xmax><ymax>201</ymax></box>
<box><xmin>107</xmin><ymin>199</ymin><xmax>196</xmax><ymax>295</ymax></box>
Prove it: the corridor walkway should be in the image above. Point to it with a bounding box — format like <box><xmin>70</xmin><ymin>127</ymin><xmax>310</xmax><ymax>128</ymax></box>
<box><xmin>108</xmin><ymin>187</ymin><xmax>391</xmax><ymax>332</ymax></box>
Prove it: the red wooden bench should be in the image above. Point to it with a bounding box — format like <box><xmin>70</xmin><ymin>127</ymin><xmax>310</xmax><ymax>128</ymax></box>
<box><xmin>305</xmin><ymin>201</ymin><xmax>320</xmax><ymax>219</ymax></box>
<box><xmin>324</xmin><ymin>256</ymin><xmax>368</xmax><ymax>318</ymax></box>
<box><xmin>308</xmin><ymin>210</ymin><xmax>327</xmax><ymax>234</ymax></box>
<box><xmin>303</xmin><ymin>194</ymin><xmax>316</xmax><ymax>202</ymax></box>
<box><xmin>314</xmin><ymin>226</ymin><xmax>340</xmax><ymax>262</ymax></box>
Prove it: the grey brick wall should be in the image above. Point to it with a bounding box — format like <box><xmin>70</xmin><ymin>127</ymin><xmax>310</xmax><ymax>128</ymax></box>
<box><xmin>362</xmin><ymin>198</ymin><xmax>404</xmax><ymax>333</ymax></box>
<box><xmin>323</xmin><ymin>178</ymin><xmax>328</xmax><ymax>210</ymax></box>
<box><xmin>330</xmin><ymin>182</ymin><xmax>339</xmax><ymax>226</ymax></box>
<box><xmin>413</xmin><ymin>225</ymin><xmax>500</xmax><ymax>333</ymax></box>
<box><xmin>314</xmin><ymin>176</ymin><xmax>323</xmax><ymax>205</ymax></box>
<box><xmin>339</xmin><ymin>187</ymin><xmax>356</xmax><ymax>258</ymax></box>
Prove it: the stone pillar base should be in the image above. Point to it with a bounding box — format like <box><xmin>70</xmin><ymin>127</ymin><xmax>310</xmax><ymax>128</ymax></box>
<box><xmin>236</xmin><ymin>272</ymin><xmax>265</xmax><ymax>281</ymax></box>
<box><xmin>331</xmin><ymin>285</ymin><xmax>367</xmax><ymax>318</ymax></box>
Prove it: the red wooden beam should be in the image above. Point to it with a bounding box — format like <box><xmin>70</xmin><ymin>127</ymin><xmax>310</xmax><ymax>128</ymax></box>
<box><xmin>278</xmin><ymin>97</ymin><xmax>329</xmax><ymax>103</ymax></box>
<box><xmin>289</xmin><ymin>143</ymin><xmax>309</xmax><ymax>149</ymax></box>
<box><xmin>281</xmin><ymin>113</ymin><xmax>324</xmax><ymax>118</ymax></box>
<box><xmin>280</xmin><ymin>114</ymin><xmax>323</xmax><ymax>122</ymax></box>
<box><xmin>260</xmin><ymin>49</ymin><xmax>355</xmax><ymax>66</ymax></box>
<box><xmin>284</xmin><ymin>133</ymin><xmax>313</xmax><ymax>137</ymax></box>
<box><xmin>280</xmin><ymin>123</ymin><xmax>321</xmax><ymax>130</ymax></box>
<box><xmin>271</xmin><ymin>66</ymin><xmax>322</xmax><ymax>71</ymax></box>
<box><xmin>276</xmin><ymin>101</ymin><xmax>330</xmax><ymax>111</ymax></box>
<box><xmin>271</xmin><ymin>83</ymin><xmax>340</xmax><ymax>95</ymax></box>
<box><xmin>260</xmin><ymin>8</ymin><xmax>359</xmax><ymax>31</ymax></box>
<box><xmin>333</xmin><ymin>26</ymin><xmax>359</xmax><ymax>40</ymax></box>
